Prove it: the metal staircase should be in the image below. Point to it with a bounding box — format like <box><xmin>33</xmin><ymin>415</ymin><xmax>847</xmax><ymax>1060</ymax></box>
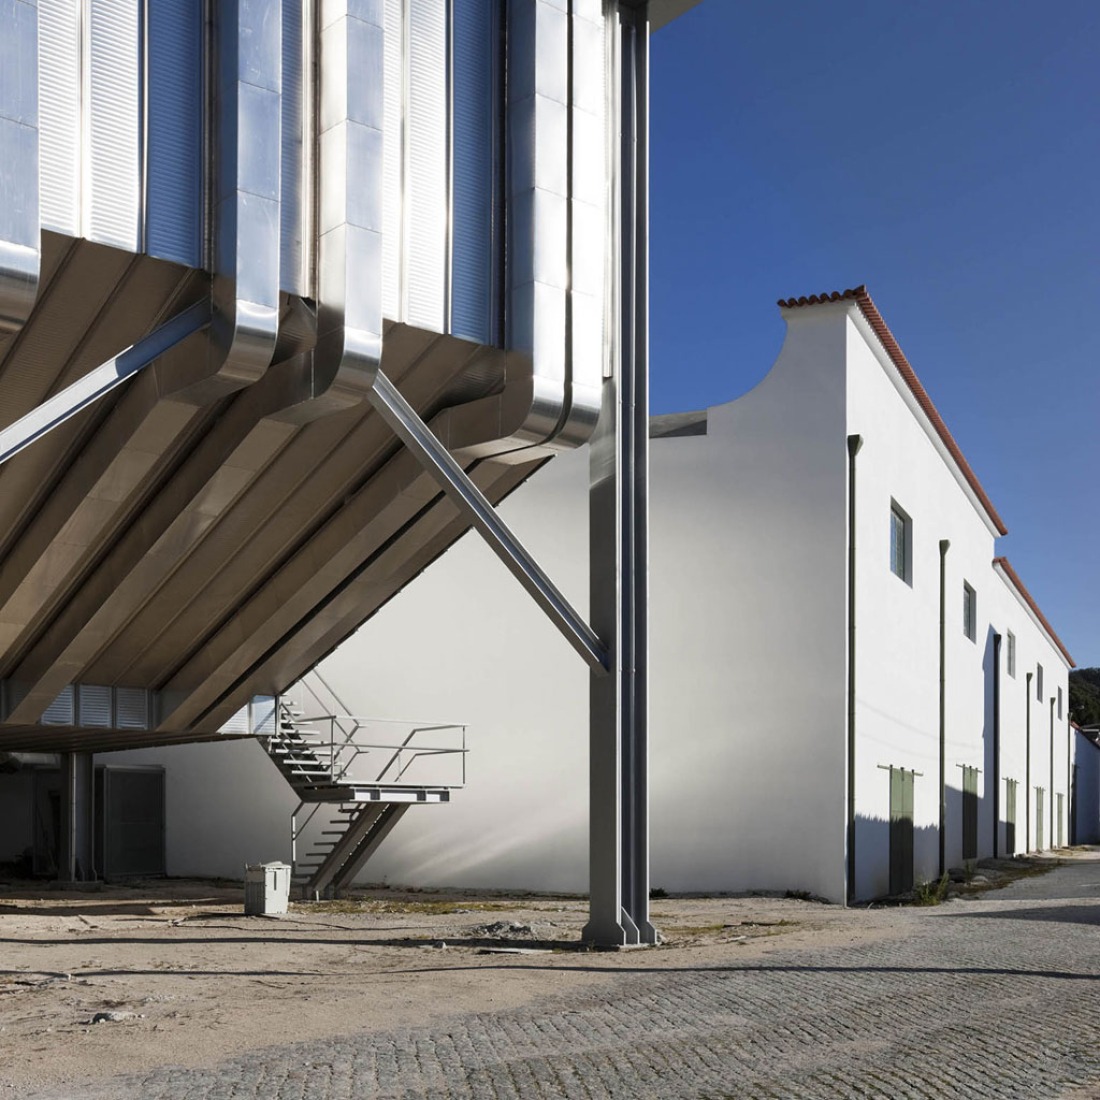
<box><xmin>260</xmin><ymin>672</ymin><xmax>466</xmax><ymax>899</ymax></box>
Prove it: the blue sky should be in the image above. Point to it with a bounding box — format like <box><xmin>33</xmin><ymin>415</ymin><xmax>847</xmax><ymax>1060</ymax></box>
<box><xmin>648</xmin><ymin>0</ymin><xmax>1099</xmax><ymax>670</ymax></box>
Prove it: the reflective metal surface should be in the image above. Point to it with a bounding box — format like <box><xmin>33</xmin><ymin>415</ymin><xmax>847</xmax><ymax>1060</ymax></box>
<box><xmin>0</xmin><ymin>0</ymin><xmax>39</xmax><ymax>336</ymax></box>
<box><xmin>0</xmin><ymin>0</ymin><xmax>683</xmax><ymax>800</ymax></box>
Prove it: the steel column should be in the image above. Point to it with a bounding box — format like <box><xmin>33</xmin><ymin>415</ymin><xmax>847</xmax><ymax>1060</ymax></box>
<box><xmin>58</xmin><ymin>751</ymin><xmax>94</xmax><ymax>882</ymax></box>
<box><xmin>582</xmin><ymin>4</ymin><xmax>656</xmax><ymax>947</ymax></box>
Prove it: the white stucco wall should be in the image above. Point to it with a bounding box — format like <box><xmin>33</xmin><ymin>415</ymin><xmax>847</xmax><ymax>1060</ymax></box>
<box><xmin>61</xmin><ymin>299</ymin><xmax>1076</xmax><ymax>904</ymax></box>
<box><xmin>646</xmin><ymin>309</ymin><xmax>849</xmax><ymax>899</ymax></box>
<box><xmin>844</xmin><ymin>304</ymin><xmax>1001</xmax><ymax>897</ymax></box>
<box><xmin>988</xmin><ymin>567</ymin><xmax>1073</xmax><ymax>856</ymax></box>
<box><xmin>843</xmin><ymin>300</ymin><xmax>1072</xmax><ymax>897</ymax></box>
<box><xmin>89</xmin><ymin>305</ymin><xmax>852</xmax><ymax>899</ymax></box>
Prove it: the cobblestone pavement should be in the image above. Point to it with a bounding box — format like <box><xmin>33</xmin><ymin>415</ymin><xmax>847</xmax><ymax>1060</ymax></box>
<box><xmin>30</xmin><ymin>858</ymin><xmax>1100</xmax><ymax>1099</ymax></box>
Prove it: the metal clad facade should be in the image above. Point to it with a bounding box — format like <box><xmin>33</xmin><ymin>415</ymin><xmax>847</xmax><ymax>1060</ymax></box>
<box><xmin>0</xmin><ymin>0</ymin><xmax>39</xmax><ymax>335</ymax></box>
<box><xmin>38</xmin><ymin>0</ymin><xmax>80</xmax><ymax>234</ymax></box>
<box><xmin>146</xmin><ymin>0</ymin><xmax>203</xmax><ymax>267</ymax></box>
<box><xmin>450</xmin><ymin>0</ymin><xmax>494</xmax><ymax>344</ymax></box>
<box><xmin>381</xmin><ymin>0</ymin><xmax>403</xmax><ymax>320</ymax></box>
<box><xmin>280</xmin><ymin>0</ymin><xmax>305</xmax><ymax>295</ymax></box>
<box><xmin>87</xmin><ymin>0</ymin><xmax>142</xmax><ymax>250</ymax></box>
<box><xmin>405</xmin><ymin>0</ymin><xmax>448</xmax><ymax>332</ymax></box>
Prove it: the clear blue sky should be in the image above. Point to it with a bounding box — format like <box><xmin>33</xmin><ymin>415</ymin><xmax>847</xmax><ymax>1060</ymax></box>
<box><xmin>648</xmin><ymin>0</ymin><xmax>1099</xmax><ymax>670</ymax></box>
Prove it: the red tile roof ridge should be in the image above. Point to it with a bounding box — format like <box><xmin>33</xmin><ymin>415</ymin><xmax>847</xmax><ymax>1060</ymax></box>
<box><xmin>777</xmin><ymin>285</ymin><xmax>1009</xmax><ymax>537</ymax></box>
<box><xmin>992</xmin><ymin>556</ymin><xmax>1075</xmax><ymax>668</ymax></box>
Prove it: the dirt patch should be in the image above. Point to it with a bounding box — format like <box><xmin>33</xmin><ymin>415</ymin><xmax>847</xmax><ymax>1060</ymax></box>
<box><xmin>0</xmin><ymin>878</ymin><xmax>907</xmax><ymax>1095</ymax></box>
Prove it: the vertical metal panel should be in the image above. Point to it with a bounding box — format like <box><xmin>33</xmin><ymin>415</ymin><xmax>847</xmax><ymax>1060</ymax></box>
<box><xmin>279</xmin><ymin>0</ymin><xmax>306</xmax><ymax>294</ymax></box>
<box><xmin>87</xmin><ymin>0</ymin><xmax>142</xmax><ymax>250</ymax></box>
<box><xmin>405</xmin><ymin>0</ymin><xmax>447</xmax><ymax>331</ymax></box>
<box><xmin>0</xmin><ymin>0</ymin><xmax>40</xmax><ymax>335</ymax></box>
<box><xmin>38</xmin><ymin>0</ymin><xmax>80</xmax><ymax>235</ymax></box>
<box><xmin>450</xmin><ymin>0</ymin><xmax>493</xmax><ymax>343</ymax></box>
<box><xmin>42</xmin><ymin>683</ymin><xmax>75</xmax><ymax>724</ymax></box>
<box><xmin>567</xmin><ymin>4</ymin><xmax>607</xmax><ymax>441</ymax></box>
<box><xmin>77</xmin><ymin>683</ymin><xmax>112</xmax><ymax>726</ymax></box>
<box><xmin>115</xmin><ymin>686</ymin><xmax>149</xmax><ymax>728</ymax></box>
<box><xmin>209</xmin><ymin>0</ymin><xmax>282</xmax><ymax>390</ymax></box>
<box><xmin>507</xmin><ymin>0</ymin><xmax>569</xmax><ymax>442</ymax></box>
<box><xmin>312</xmin><ymin>0</ymin><xmax>384</xmax><ymax>398</ymax></box>
<box><xmin>381</xmin><ymin>0</ymin><xmax>402</xmax><ymax>320</ymax></box>
<box><xmin>145</xmin><ymin>0</ymin><xmax>203</xmax><ymax>267</ymax></box>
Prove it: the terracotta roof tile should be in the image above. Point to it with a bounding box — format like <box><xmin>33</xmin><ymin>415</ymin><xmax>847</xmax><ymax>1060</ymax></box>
<box><xmin>777</xmin><ymin>285</ymin><xmax>1009</xmax><ymax>537</ymax></box>
<box><xmin>993</xmin><ymin>556</ymin><xmax>1075</xmax><ymax>668</ymax></box>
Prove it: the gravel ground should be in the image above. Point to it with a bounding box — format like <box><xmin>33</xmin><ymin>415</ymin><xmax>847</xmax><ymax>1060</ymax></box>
<box><xmin>3</xmin><ymin>849</ymin><xmax>1100</xmax><ymax>1098</ymax></box>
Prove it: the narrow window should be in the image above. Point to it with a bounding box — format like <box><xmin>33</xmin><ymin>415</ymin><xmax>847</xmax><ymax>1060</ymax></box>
<box><xmin>1058</xmin><ymin>686</ymin><xmax>1063</xmax><ymax>720</ymax></box>
<box><xmin>1006</xmin><ymin>630</ymin><xmax>1016</xmax><ymax>678</ymax></box>
<box><xmin>889</xmin><ymin>501</ymin><xmax>912</xmax><ymax>584</ymax></box>
<box><xmin>1037</xmin><ymin>664</ymin><xmax>1044</xmax><ymax>702</ymax></box>
<box><xmin>962</xmin><ymin>582</ymin><xmax>976</xmax><ymax>641</ymax></box>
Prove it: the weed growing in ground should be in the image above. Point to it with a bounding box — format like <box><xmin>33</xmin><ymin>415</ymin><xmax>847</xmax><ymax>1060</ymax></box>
<box><xmin>912</xmin><ymin>873</ymin><xmax>950</xmax><ymax>906</ymax></box>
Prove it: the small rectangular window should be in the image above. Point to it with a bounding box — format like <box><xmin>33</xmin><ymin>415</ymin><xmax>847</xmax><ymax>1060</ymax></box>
<box><xmin>1037</xmin><ymin>664</ymin><xmax>1044</xmax><ymax>702</ymax></box>
<box><xmin>962</xmin><ymin>582</ymin><xmax>976</xmax><ymax>641</ymax></box>
<box><xmin>1006</xmin><ymin>631</ymin><xmax>1016</xmax><ymax>678</ymax></box>
<box><xmin>889</xmin><ymin>501</ymin><xmax>912</xmax><ymax>584</ymax></box>
<box><xmin>1058</xmin><ymin>686</ymin><xmax>1063</xmax><ymax>720</ymax></box>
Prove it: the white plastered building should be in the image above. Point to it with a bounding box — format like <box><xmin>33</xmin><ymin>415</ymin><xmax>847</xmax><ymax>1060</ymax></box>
<box><xmin>9</xmin><ymin>287</ymin><xmax>1083</xmax><ymax>902</ymax></box>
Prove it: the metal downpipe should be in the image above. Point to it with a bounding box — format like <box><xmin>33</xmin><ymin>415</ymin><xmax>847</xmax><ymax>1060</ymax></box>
<box><xmin>938</xmin><ymin>538</ymin><xmax>950</xmax><ymax>878</ymax></box>
<box><xmin>1026</xmin><ymin>671</ymin><xmax>1032</xmax><ymax>850</ymax></box>
<box><xmin>992</xmin><ymin>632</ymin><xmax>1001</xmax><ymax>858</ymax></box>
<box><xmin>845</xmin><ymin>433</ymin><xmax>862</xmax><ymax>905</ymax></box>
<box><xmin>1050</xmin><ymin>697</ymin><xmax>1056</xmax><ymax>847</ymax></box>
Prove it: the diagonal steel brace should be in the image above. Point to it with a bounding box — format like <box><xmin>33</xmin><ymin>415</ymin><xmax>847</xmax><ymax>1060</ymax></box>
<box><xmin>0</xmin><ymin>299</ymin><xmax>213</xmax><ymax>469</ymax></box>
<box><xmin>367</xmin><ymin>369</ymin><xmax>609</xmax><ymax>674</ymax></box>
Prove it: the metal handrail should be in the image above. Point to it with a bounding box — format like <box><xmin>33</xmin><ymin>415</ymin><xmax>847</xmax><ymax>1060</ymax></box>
<box><xmin>274</xmin><ymin>707</ymin><xmax>467</xmax><ymax>788</ymax></box>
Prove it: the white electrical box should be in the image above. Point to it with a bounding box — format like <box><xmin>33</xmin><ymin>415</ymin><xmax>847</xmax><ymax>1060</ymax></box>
<box><xmin>244</xmin><ymin>862</ymin><xmax>291</xmax><ymax>916</ymax></box>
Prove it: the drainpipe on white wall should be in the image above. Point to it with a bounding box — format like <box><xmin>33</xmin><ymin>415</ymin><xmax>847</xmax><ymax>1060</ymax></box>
<box><xmin>938</xmin><ymin>538</ymin><xmax>950</xmax><ymax>878</ymax></box>
<box><xmin>845</xmin><ymin>433</ymin><xmax>863</xmax><ymax>905</ymax></box>
<box><xmin>1050</xmin><ymin>697</ymin><xmax>1056</xmax><ymax>847</ymax></box>
<box><xmin>993</xmin><ymin>632</ymin><xmax>1002</xmax><ymax>859</ymax></box>
<box><xmin>1025</xmin><ymin>671</ymin><xmax>1033</xmax><ymax>851</ymax></box>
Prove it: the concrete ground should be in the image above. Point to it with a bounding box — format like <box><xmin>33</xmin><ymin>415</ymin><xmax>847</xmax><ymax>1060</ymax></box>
<box><xmin>5</xmin><ymin>850</ymin><xmax>1100</xmax><ymax>1098</ymax></box>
